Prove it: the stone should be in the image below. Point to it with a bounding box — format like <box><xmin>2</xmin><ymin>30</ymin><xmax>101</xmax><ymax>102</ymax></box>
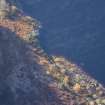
<box><xmin>73</xmin><ymin>83</ymin><xmax>81</xmax><ymax>93</ymax></box>
<box><xmin>89</xmin><ymin>101</ymin><xmax>95</xmax><ymax>105</ymax></box>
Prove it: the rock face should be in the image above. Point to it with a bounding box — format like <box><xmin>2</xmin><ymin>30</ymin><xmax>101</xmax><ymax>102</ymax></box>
<box><xmin>0</xmin><ymin>1</ymin><xmax>105</xmax><ymax>105</ymax></box>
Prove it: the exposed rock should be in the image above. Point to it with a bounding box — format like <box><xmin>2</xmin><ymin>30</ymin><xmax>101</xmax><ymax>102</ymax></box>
<box><xmin>0</xmin><ymin>0</ymin><xmax>105</xmax><ymax>105</ymax></box>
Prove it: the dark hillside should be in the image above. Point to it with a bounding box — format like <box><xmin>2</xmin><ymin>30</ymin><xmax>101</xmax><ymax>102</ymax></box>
<box><xmin>0</xmin><ymin>27</ymin><xmax>63</xmax><ymax>105</ymax></box>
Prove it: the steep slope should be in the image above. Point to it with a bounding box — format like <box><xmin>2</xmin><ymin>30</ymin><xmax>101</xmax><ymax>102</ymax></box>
<box><xmin>0</xmin><ymin>1</ymin><xmax>105</xmax><ymax>105</ymax></box>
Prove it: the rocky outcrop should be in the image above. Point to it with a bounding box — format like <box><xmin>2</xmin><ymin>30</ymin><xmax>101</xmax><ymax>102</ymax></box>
<box><xmin>0</xmin><ymin>1</ymin><xmax>105</xmax><ymax>105</ymax></box>
<box><xmin>0</xmin><ymin>19</ymin><xmax>38</xmax><ymax>41</ymax></box>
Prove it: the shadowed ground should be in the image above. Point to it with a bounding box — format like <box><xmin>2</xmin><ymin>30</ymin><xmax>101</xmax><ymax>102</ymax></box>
<box><xmin>0</xmin><ymin>27</ymin><xmax>64</xmax><ymax>105</ymax></box>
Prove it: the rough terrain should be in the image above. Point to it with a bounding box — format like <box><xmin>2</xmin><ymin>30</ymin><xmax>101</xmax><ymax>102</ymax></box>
<box><xmin>0</xmin><ymin>0</ymin><xmax>105</xmax><ymax>105</ymax></box>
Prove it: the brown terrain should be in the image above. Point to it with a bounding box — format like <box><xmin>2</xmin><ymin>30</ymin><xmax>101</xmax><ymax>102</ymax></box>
<box><xmin>0</xmin><ymin>18</ymin><xmax>35</xmax><ymax>40</ymax></box>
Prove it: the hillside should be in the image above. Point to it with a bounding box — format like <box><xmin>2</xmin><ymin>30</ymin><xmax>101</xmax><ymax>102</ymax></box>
<box><xmin>0</xmin><ymin>0</ymin><xmax>105</xmax><ymax>105</ymax></box>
